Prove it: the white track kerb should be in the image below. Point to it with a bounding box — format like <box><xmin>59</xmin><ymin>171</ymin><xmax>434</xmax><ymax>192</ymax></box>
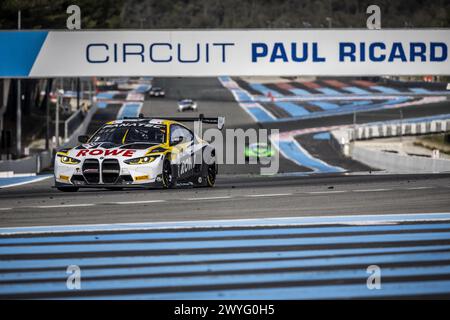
<box><xmin>2</xmin><ymin>212</ymin><xmax>450</xmax><ymax>235</ymax></box>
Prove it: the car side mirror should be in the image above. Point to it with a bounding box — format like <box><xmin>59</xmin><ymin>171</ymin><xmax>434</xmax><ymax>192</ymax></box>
<box><xmin>170</xmin><ymin>136</ymin><xmax>183</xmax><ymax>146</ymax></box>
<box><xmin>78</xmin><ymin>135</ymin><xmax>89</xmax><ymax>144</ymax></box>
<box><xmin>218</xmin><ymin>117</ymin><xmax>225</xmax><ymax>130</ymax></box>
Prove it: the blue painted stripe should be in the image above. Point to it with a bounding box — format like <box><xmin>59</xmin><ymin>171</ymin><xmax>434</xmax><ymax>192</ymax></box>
<box><xmin>4</xmin><ymin>213</ymin><xmax>450</xmax><ymax>235</ymax></box>
<box><xmin>409</xmin><ymin>88</ymin><xmax>432</xmax><ymax>94</ymax></box>
<box><xmin>313</xmin><ymin>132</ymin><xmax>331</xmax><ymax>140</ymax></box>
<box><xmin>2</xmin><ymin>223</ymin><xmax>450</xmax><ymax>246</ymax></box>
<box><xmin>96</xmin><ymin>102</ymin><xmax>109</xmax><ymax>109</ymax></box>
<box><xmin>308</xmin><ymin>101</ymin><xmax>339</xmax><ymax>110</ymax></box>
<box><xmin>3</xmin><ymin>250</ymin><xmax>450</xmax><ymax>284</ymax></box>
<box><xmin>371</xmin><ymin>86</ymin><xmax>401</xmax><ymax>94</ymax></box>
<box><xmin>289</xmin><ymin>88</ymin><xmax>312</xmax><ymax>95</ymax></box>
<box><xmin>262</xmin><ymin>96</ymin><xmax>416</xmax><ymax>122</ymax></box>
<box><xmin>96</xmin><ymin>280</ymin><xmax>450</xmax><ymax>300</ymax></box>
<box><xmin>242</xmin><ymin>102</ymin><xmax>274</xmax><ymax>122</ymax></box>
<box><xmin>278</xmin><ymin>140</ymin><xmax>344</xmax><ymax>173</ymax></box>
<box><xmin>0</xmin><ymin>31</ymin><xmax>48</xmax><ymax>77</ymax></box>
<box><xmin>0</xmin><ymin>175</ymin><xmax>51</xmax><ymax>188</ymax></box>
<box><xmin>384</xmin><ymin>97</ymin><xmax>410</xmax><ymax>105</ymax></box>
<box><xmin>275</xmin><ymin>102</ymin><xmax>309</xmax><ymax>116</ymax></box>
<box><xmin>343</xmin><ymin>86</ymin><xmax>371</xmax><ymax>95</ymax></box>
<box><xmin>4</xmin><ymin>230</ymin><xmax>450</xmax><ymax>255</ymax></box>
<box><xmin>249</xmin><ymin>84</ymin><xmax>283</xmax><ymax>97</ymax></box>
<box><xmin>343</xmin><ymin>100</ymin><xmax>373</xmax><ymax>108</ymax></box>
<box><xmin>117</xmin><ymin>103</ymin><xmax>143</xmax><ymax>119</ymax></box>
<box><xmin>234</xmin><ymin>90</ymin><xmax>253</xmax><ymax>102</ymax></box>
<box><xmin>2</xmin><ymin>244</ymin><xmax>449</xmax><ymax>271</ymax></box>
<box><xmin>133</xmin><ymin>85</ymin><xmax>151</xmax><ymax>93</ymax></box>
<box><xmin>3</xmin><ymin>264</ymin><xmax>450</xmax><ymax>296</ymax></box>
<box><xmin>316</xmin><ymin>88</ymin><xmax>342</xmax><ymax>95</ymax></box>
<box><xmin>245</xmin><ymin>106</ymin><xmax>274</xmax><ymax>122</ymax></box>
<box><xmin>95</xmin><ymin>91</ymin><xmax>118</xmax><ymax>99</ymax></box>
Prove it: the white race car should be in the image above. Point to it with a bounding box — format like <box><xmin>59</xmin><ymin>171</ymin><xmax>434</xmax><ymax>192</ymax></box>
<box><xmin>149</xmin><ymin>87</ymin><xmax>165</xmax><ymax>97</ymax></box>
<box><xmin>54</xmin><ymin>114</ymin><xmax>224</xmax><ymax>192</ymax></box>
<box><xmin>177</xmin><ymin>99</ymin><xmax>197</xmax><ymax>112</ymax></box>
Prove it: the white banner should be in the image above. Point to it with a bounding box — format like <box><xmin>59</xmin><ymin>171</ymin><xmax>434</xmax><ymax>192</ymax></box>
<box><xmin>1</xmin><ymin>29</ymin><xmax>449</xmax><ymax>77</ymax></box>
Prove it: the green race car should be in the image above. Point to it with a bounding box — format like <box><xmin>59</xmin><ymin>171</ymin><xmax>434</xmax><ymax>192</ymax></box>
<box><xmin>244</xmin><ymin>143</ymin><xmax>275</xmax><ymax>160</ymax></box>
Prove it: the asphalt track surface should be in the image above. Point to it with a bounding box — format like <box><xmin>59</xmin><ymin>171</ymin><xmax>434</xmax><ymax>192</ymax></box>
<box><xmin>1</xmin><ymin>77</ymin><xmax>450</xmax><ymax>299</ymax></box>
<box><xmin>1</xmin><ymin>77</ymin><xmax>449</xmax><ymax>227</ymax></box>
<box><xmin>0</xmin><ymin>173</ymin><xmax>449</xmax><ymax>228</ymax></box>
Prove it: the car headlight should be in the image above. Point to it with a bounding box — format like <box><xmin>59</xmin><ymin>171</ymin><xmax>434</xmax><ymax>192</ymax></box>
<box><xmin>58</xmin><ymin>155</ymin><xmax>80</xmax><ymax>165</ymax></box>
<box><xmin>124</xmin><ymin>156</ymin><xmax>158</xmax><ymax>165</ymax></box>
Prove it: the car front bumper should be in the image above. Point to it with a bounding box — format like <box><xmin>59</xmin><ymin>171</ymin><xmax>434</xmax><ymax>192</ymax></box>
<box><xmin>54</xmin><ymin>157</ymin><xmax>164</xmax><ymax>188</ymax></box>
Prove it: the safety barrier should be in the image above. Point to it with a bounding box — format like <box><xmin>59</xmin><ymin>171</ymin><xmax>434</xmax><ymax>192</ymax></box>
<box><xmin>0</xmin><ymin>103</ymin><xmax>98</xmax><ymax>174</ymax></box>
<box><xmin>61</xmin><ymin>103</ymin><xmax>98</xmax><ymax>148</ymax></box>
<box><xmin>64</xmin><ymin>108</ymin><xmax>85</xmax><ymax>142</ymax></box>
<box><xmin>0</xmin><ymin>150</ymin><xmax>52</xmax><ymax>174</ymax></box>
<box><xmin>351</xmin><ymin>145</ymin><xmax>450</xmax><ymax>173</ymax></box>
<box><xmin>331</xmin><ymin>115</ymin><xmax>450</xmax><ymax>173</ymax></box>
<box><xmin>353</xmin><ymin>117</ymin><xmax>450</xmax><ymax>140</ymax></box>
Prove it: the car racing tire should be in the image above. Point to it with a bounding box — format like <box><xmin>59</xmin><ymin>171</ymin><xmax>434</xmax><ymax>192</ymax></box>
<box><xmin>162</xmin><ymin>159</ymin><xmax>176</xmax><ymax>189</ymax></box>
<box><xmin>57</xmin><ymin>187</ymin><xmax>79</xmax><ymax>192</ymax></box>
<box><xmin>206</xmin><ymin>163</ymin><xmax>217</xmax><ymax>187</ymax></box>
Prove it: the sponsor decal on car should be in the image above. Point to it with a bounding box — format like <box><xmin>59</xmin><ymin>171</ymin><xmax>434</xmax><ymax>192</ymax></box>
<box><xmin>134</xmin><ymin>175</ymin><xmax>149</xmax><ymax>181</ymax></box>
<box><xmin>59</xmin><ymin>175</ymin><xmax>70</xmax><ymax>181</ymax></box>
<box><xmin>75</xmin><ymin>149</ymin><xmax>136</xmax><ymax>157</ymax></box>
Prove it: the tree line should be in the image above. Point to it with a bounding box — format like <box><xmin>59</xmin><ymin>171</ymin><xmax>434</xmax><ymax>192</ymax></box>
<box><xmin>1</xmin><ymin>0</ymin><xmax>448</xmax><ymax>30</ymax></box>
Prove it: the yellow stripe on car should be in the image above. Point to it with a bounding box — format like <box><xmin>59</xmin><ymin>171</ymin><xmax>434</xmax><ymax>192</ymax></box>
<box><xmin>122</xmin><ymin>129</ymin><xmax>129</xmax><ymax>144</ymax></box>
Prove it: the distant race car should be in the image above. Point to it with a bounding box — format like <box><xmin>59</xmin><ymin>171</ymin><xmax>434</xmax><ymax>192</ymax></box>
<box><xmin>244</xmin><ymin>143</ymin><xmax>274</xmax><ymax>160</ymax></box>
<box><xmin>149</xmin><ymin>87</ymin><xmax>165</xmax><ymax>97</ymax></box>
<box><xmin>95</xmin><ymin>79</ymin><xmax>118</xmax><ymax>91</ymax></box>
<box><xmin>178</xmin><ymin>99</ymin><xmax>197</xmax><ymax>112</ymax></box>
<box><xmin>54</xmin><ymin>114</ymin><xmax>225</xmax><ymax>192</ymax></box>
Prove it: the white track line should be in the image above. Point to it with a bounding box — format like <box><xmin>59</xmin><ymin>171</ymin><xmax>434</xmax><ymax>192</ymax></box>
<box><xmin>246</xmin><ymin>193</ymin><xmax>293</xmax><ymax>197</ymax></box>
<box><xmin>2</xmin><ymin>212</ymin><xmax>450</xmax><ymax>235</ymax></box>
<box><xmin>114</xmin><ymin>200</ymin><xmax>166</xmax><ymax>205</ymax></box>
<box><xmin>353</xmin><ymin>188</ymin><xmax>392</xmax><ymax>192</ymax></box>
<box><xmin>185</xmin><ymin>196</ymin><xmax>232</xmax><ymax>201</ymax></box>
<box><xmin>405</xmin><ymin>187</ymin><xmax>434</xmax><ymax>190</ymax></box>
<box><xmin>307</xmin><ymin>191</ymin><xmax>347</xmax><ymax>194</ymax></box>
<box><xmin>35</xmin><ymin>204</ymin><xmax>96</xmax><ymax>209</ymax></box>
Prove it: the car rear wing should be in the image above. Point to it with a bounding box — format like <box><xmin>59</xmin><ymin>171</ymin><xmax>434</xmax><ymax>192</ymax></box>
<box><xmin>125</xmin><ymin>113</ymin><xmax>225</xmax><ymax>130</ymax></box>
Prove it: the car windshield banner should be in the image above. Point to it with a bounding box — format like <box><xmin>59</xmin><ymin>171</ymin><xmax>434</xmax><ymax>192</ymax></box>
<box><xmin>0</xmin><ymin>29</ymin><xmax>449</xmax><ymax>78</ymax></box>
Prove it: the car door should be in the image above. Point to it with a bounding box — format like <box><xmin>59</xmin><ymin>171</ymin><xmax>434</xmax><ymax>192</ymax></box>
<box><xmin>170</xmin><ymin>124</ymin><xmax>195</xmax><ymax>180</ymax></box>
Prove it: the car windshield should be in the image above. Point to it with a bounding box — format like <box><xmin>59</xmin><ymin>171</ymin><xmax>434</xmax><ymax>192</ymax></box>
<box><xmin>90</xmin><ymin>125</ymin><xmax>166</xmax><ymax>145</ymax></box>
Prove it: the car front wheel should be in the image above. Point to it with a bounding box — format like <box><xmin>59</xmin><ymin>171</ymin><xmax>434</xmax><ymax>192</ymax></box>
<box><xmin>206</xmin><ymin>163</ymin><xmax>217</xmax><ymax>187</ymax></box>
<box><xmin>162</xmin><ymin>160</ymin><xmax>175</xmax><ymax>189</ymax></box>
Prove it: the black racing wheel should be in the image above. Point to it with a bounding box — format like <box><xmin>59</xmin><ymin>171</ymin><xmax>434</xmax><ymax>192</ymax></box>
<box><xmin>206</xmin><ymin>163</ymin><xmax>217</xmax><ymax>187</ymax></box>
<box><xmin>162</xmin><ymin>159</ymin><xmax>175</xmax><ymax>189</ymax></box>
